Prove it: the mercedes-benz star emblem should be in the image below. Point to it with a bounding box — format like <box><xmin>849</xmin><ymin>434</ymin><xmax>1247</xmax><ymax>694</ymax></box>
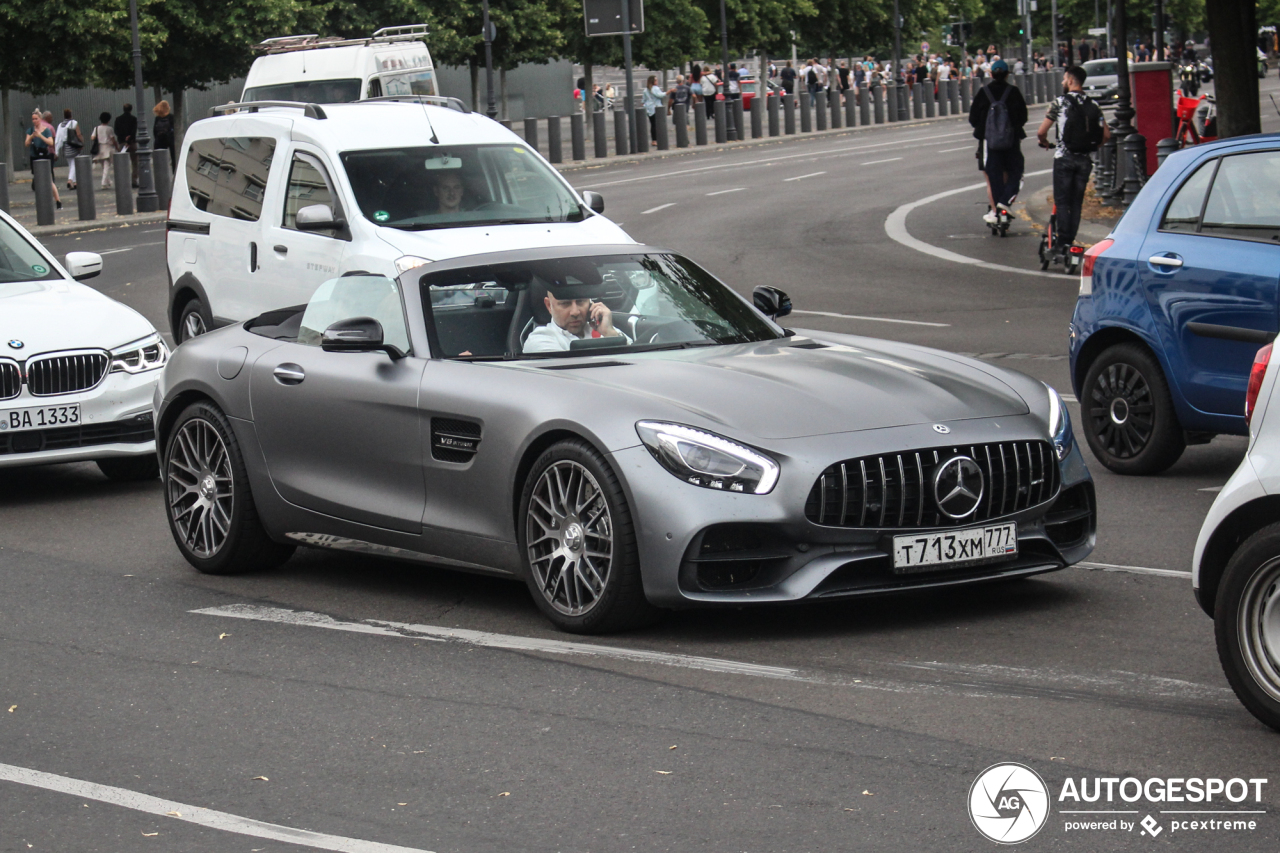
<box><xmin>934</xmin><ymin>455</ymin><xmax>985</xmax><ymax>519</ymax></box>
<box><xmin>932</xmin><ymin>423</ymin><xmax>950</xmax><ymax>434</ymax></box>
<box><xmin>7</xmin><ymin>340</ymin><xmax>22</xmax><ymax>350</ymax></box>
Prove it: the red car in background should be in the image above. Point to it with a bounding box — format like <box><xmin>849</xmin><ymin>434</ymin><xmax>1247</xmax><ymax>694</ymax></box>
<box><xmin>716</xmin><ymin>77</ymin><xmax>784</xmax><ymax>109</ymax></box>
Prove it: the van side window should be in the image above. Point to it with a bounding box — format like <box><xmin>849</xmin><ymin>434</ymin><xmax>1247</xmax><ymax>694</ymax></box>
<box><xmin>283</xmin><ymin>153</ymin><xmax>343</xmax><ymax>236</ymax></box>
<box><xmin>367</xmin><ymin>78</ymin><xmax>383</xmax><ymax>98</ymax></box>
<box><xmin>185</xmin><ymin>136</ymin><xmax>277</xmax><ymax>221</ymax></box>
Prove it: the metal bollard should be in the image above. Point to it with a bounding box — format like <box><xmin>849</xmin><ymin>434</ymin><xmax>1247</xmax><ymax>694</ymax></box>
<box><xmin>768</xmin><ymin>94</ymin><xmax>781</xmax><ymax>136</ymax></box>
<box><xmin>547</xmin><ymin>117</ymin><xmax>563</xmax><ymax>163</ymax></box>
<box><xmin>714</xmin><ymin>100</ymin><xmax>727</xmax><ymax>143</ymax></box>
<box><xmin>593</xmin><ymin>111</ymin><xmax>608</xmax><ymax>158</ymax></box>
<box><xmin>614</xmin><ymin>110</ymin><xmax>629</xmax><ymax>155</ymax></box>
<box><xmin>75</xmin><ymin>156</ymin><xmax>96</xmax><ymax>220</ymax></box>
<box><xmin>783</xmin><ymin>94</ymin><xmax>796</xmax><ymax>134</ymax></box>
<box><xmin>571</xmin><ymin>113</ymin><xmax>586</xmax><ymax>160</ymax></box>
<box><xmin>829</xmin><ymin>89</ymin><xmax>842</xmax><ymax>129</ymax></box>
<box><xmin>845</xmin><ymin>91</ymin><xmax>857</xmax><ymax>127</ymax></box>
<box><xmin>655</xmin><ymin>109</ymin><xmax>670</xmax><ymax>150</ymax></box>
<box><xmin>961</xmin><ymin>77</ymin><xmax>972</xmax><ymax>111</ymax></box>
<box><xmin>500</xmin><ymin>119</ymin><xmax>513</xmax><ymax>130</ymax></box>
<box><xmin>113</xmin><ymin>153</ymin><xmax>133</xmax><ymax>215</ymax></box>
<box><xmin>151</xmin><ymin>151</ymin><xmax>172</xmax><ymax>210</ymax></box>
<box><xmin>800</xmin><ymin>92</ymin><xmax>812</xmax><ymax>132</ymax></box>
<box><xmin>751</xmin><ymin>97</ymin><xmax>764</xmax><ymax>138</ymax></box>
<box><xmin>32</xmin><ymin>159</ymin><xmax>56</xmax><ymax>225</ymax></box>
<box><xmin>872</xmin><ymin>83</ymin><xmax>884</xmax><ymax>124</ymax></box>
<box><xmin>524</xmin><ymin>117</ymin><xmax>539</xmax><ymax>152</ymax></box>
<box><xmin>1155</xmin><ymin>136</ymin><xmax>1178</xmax><ymax>170</ymax></box>
<box><xmin>1123</xmin><ymin>132</ymin><xmax>1147</xmax><ymax>205</ymax></box>
<box><xmin>859</xmin><ymin>88</ymin><xmax>871</xmax><ymax>126</ymax></box>
<box><xmin>925</xmin><ymin>83</ymin><xmax>936</xmax><ymax>118</ymax></box>
<box><xmin>899</xmin><ymin>84</ymin><xmax>911</xmax><ymax>121</ymax></box>
<box><xmin>0</xmin><ymin>163</ymin><xmax>9</xmax><ymax>215</ymax></box>
<box><xmin>948</xmin><ymin>80</ymin><xmax>960</xmax><ymax>114</ymax></box>
<box><xmin>939</xmin><ymin>83</ymin><xmax>950</xmax><ymax>117</ymax></box>
<box><xmin>694</xmin><ymin>101</ymin><xmax>709</xmax><ymax>145</ymax></box>
<box><xmin>886</xmin><ymin>84</ymin><xmax>897</xmax><ymax>122</ymax></box>
<box><xmin>815</xmin><ymin>92</ymin><xmax>827</xmax><ymax>131</ymax></box>
<box><xmin>913</xmin><ymin>83</ymin><xmax>923</xmax><ymax>119</ymax></box>
<box><xmin>733</xmin><ymin>98</ymin><xmax>745</xmax><ymax>141</ymax></box>
<box><xmin>634</xmin><ymin>107</ymin><xmax>650</xmax><ymax>151</ymax></box>
<box><xmin>674</xmin><ymin>104</ymin><xmax>690</xmax><ymax>148</ymax></box>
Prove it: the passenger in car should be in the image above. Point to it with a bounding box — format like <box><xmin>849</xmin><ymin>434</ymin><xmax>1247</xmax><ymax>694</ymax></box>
<box><xmin>432</xmin><ymin>171</ymin><xmax>471</xmax><ymax>215</ymax></box>
<box><xmin>523</xmin><ymin>278</ymin><xmax>631</xmax><ymax>353</ymax></box>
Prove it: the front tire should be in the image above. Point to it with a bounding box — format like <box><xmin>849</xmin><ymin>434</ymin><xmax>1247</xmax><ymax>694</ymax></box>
<box><xmin>163</xmin><ymin>401</ymin><xmax>294</xmax><ymax>575</ymax></box>
<box><xmin>518</xmin><ymin>439</ymin><xmax>660</xmax><ymax>634</ymax></box>
<box><xmin>1215</xmin><ymin>523</ymin><xmax>1280</xmax><ymax>731</ymax></box>
<box><xmin>97</xmin><ymin>455</ymin><xmax>159</xmax><ymax>481</ymax></box>
<box><xmin>1082</xmin><ymin>343</ymin><xmax>1185</xmax><ymax>475</ymax></box>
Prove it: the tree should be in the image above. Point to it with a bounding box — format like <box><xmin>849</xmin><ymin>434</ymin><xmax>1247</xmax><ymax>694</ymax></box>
<box><xmin>1205</xmin><ymin>0</ymin><xmax>1259</xmax><ymax>135</ymax></box>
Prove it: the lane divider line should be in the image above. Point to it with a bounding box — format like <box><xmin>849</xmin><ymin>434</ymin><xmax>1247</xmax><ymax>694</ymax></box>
<box><xmin>784</xmin><ymin>171</ymin><xmax>827</xmax><ymax>182</ymax></box>
<box><xmin>884</xmin><ymin>169</ymin><xmax>1062</xmax><ymax>279</ymax></box>
<box><xmin>706</xmin><ymin>187</ymin><xmax>746</xmax><ymax>196</ymax></box>
<box><xmin>791</xmin><ymin>309</ymin><xmax>950</xmax><ymax>327</ymax></box>
<box><xmin>861</xmin><ymin>157</ymin><xmax>903</xmax><ymax>166</ymax></box>
<box><xmin>1077</xmin><ymin>561</ymin><xmax>1193</xmax><ymax>578</ymax></box>
<box><xmin>0</xmin><ymin>763</ymin><xmax>433</xmax><ymax>853</ymax></box>
<box><xmin>937</xmin><ymin>146</ymin><xmax>974</xmax><ymax>153</ymax></box>
<box><xmin>641</xmin><ymin>202</ymin><xmax>676</xmax><ymax>214</ymax></box>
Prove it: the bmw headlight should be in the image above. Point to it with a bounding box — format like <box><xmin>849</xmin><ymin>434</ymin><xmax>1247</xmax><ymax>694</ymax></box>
<box><xmin>1044</xmin><ymin>384</ymin><xmax>1072</xmax><ymax>459</ymax></box>
<box><xmin>637</xmin><ymin>421</ymin><xmax>779</xmax><ymax>494</ymax></box>
<box><xmin>110</xmin><ymin>333</ymin><xmax>169</xmax><ymax>374</ymax></box>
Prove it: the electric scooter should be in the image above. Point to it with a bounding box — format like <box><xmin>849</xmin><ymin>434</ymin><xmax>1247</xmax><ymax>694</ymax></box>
<box><xmin>1037</xmin><ymin>201</ymin><xmax>1085</xmax><ymax>273</ymax></box>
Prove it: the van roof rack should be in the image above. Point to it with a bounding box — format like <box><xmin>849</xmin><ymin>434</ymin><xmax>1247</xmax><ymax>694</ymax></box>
<box><xmin>253</xmin><ymin>24</ymin><xmax>429</xmax><ymax>54</ymax></box>
<box><xmin>209</xmin><ymin>101</ymin><xmax>328</xmax><ymax>119</ymax></box>
<box><xmin>363</xmin><ymin>95</ymin><xmax>471</xmax><ymax>114</ymax></box>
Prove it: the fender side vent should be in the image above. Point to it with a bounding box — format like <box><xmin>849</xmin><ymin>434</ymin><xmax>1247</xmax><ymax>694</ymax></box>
<box><xmin>431</xmin><ymin>417</ymin><xmax>482</xmax><ymax>463</ymax></box>
<box><xmin>790</xmin><ymin>340</ymin><xmax>829</xmax><ymax>350</ymax></box>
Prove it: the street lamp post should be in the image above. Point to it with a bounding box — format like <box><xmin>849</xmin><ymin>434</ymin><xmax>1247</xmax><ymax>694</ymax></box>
<box><xmin>482</xmin><ymin>0</ymin><xmax>497</xmax><ymax>120</ymax></box>
<box><xmin>719</xmin><ymin>0</ymin><xmax>736</xmax><ymax>141</ymax></box>
<box><xmin>128</xmin><ymin>0</ymin><xmax>158</xmax><ymax>213</ymax></box>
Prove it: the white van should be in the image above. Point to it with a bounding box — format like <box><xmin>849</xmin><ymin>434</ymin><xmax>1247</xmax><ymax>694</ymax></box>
<box><xmin>165</xmin><ymin>99</ymin><xmax>628</xmax><ymax>341</ymax></box>
<box><xmin>242</xmin><ymin>25</ymin><xmax>439</xmax><ymax>104</ymax></box>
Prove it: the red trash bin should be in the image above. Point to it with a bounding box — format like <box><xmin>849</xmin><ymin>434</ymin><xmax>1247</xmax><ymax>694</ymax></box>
<box><xmin>1129</xmin><ymin>61</ymin><xmax>1175</xmax><ymax>174</ymax></box>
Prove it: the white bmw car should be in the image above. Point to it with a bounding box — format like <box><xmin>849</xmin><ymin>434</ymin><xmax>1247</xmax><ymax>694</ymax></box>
<box><xmin>0</xmin><ymin>210</ymin><xmax>165</xmax><ymax>479</ymax></box>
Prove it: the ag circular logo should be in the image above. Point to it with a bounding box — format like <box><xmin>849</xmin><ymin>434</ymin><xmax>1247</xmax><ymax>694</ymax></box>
<box><xmin>934</xmin><ymin>455</ymin><xmax>984</xmax><ymax>519</ymax></box>
<box><xmin>968</xmin><ymin>763</ymin><xmax>1050</xmax><ymax>844</ymax></box>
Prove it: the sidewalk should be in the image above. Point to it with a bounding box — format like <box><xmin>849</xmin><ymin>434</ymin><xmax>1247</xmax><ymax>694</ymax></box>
<box><xmin>4</xmin><ymin>165</ymin><xmax>166</xmax><ymax>236</ymax></box>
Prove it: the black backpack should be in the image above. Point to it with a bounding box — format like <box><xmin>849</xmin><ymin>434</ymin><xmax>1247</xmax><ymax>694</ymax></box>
<box><xmin>983</xmin><ymin>84</ymin><xmax>1016</xmax><ymax>151</ymax></box>
<box><xmin>1060</xmin><ymin>92</ymin><xmax>1104</xmax><ymax>154</ymax></box>
<box><xmin>807</xmin><ymin>68</ymin><xmax>819</xmax><ymax>88</ymax></box>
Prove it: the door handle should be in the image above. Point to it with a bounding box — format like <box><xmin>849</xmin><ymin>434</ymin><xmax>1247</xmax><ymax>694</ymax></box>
<box><xmin>1148</xmin><ymin>254</ymin><xmax>1184</xmax><ymax>268</ymax></box>
<box><xmin>273</xmin><ymin>364</ymin><xmax>305</xmax><ymax>385</ymax></box>
<box><xmin>273</xmin><ymin>245</ymin><xmax>288</xmax><ymax>255</ymax></box>
<box><xmin>250</xmin><ymin>241</ymin><xmax>258</xmax><ymax>272</ymax></box>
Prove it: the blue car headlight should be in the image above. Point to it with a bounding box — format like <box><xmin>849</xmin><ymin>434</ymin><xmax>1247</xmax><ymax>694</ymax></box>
<box><xmin>636</xmin><ymin>421</ymin><xmax>779</xmax><ymax>494</ymax></box>
<box><xmin>1045</xmin><ymin>384</ymin><xmax>1073</xmax><ymax>459</ymax></box>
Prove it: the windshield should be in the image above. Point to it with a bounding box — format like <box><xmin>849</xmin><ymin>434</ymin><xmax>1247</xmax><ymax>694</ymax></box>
<box><xmin>244</xmin><ymin>78</ymin><xmax>362</xmax><ymax>104</ymax></box>
<box><xmin>340</xmin><ymin>144</ymin><xmax>585</xmax><ymax>230</ymax></box>
<box><xmin>421</xmin><ymin>253</ymin><xmax>783</xmax><ymax>359</ymax></box>
<box><xmin>0</xmin><ymin>218</ymin><xmax>57</xmax><ymax>284</ymax></box>
<box><xmin>1084</xmin><ymin>61</ymin><xmax>1117</xmax><ymax>76</ymax></box>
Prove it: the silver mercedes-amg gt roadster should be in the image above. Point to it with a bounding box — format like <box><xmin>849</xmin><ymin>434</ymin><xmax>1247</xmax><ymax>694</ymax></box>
<box><xmin>155</xmin><ymin>245</ymin><xmax>1095</xmax><ymax>633</ymax></box>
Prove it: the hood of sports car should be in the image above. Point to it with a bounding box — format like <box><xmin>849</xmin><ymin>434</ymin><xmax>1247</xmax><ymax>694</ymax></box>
<box><xmin>538</xmin><ymin>337</ymin><xmax>1030</xmax><ymax>440</ymax></box>
<box><xmin>0</xmin><ymin>279</ymin><xmax>154</xmax><ymax>357</ymax></box>
<box><xmin>375</xmin><ymin>215</ymin><xmax>634</xmax><ymax>261</ymax></box>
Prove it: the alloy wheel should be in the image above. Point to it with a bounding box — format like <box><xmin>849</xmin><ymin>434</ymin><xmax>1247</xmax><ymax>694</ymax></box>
<box><xmin>1088</xmin><ymin>362</ymin><xmax>1155</xmax><ymax>459</ymax></box>
<box><xmin>167</xmin><ymin>418</ymin><xmax>233</xmax><ymax>558</ymax></box>
<box><xmin>1239</xmin><ymin>557</ymin><xmax>1280</xmax><ymax>704</ymax></box>
<box><xmin>526</xmin><ymin>460</ymin><xmax>613</xmax><ymax>616</ymax></box>
<box><xmin>183</xmin><ymin>310</ymin><xmax>206</xmax><ymax>341</ymax></box>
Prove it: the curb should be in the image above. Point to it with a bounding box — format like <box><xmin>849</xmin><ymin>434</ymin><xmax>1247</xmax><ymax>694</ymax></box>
<box><xmin>25</xmin><ymin>212</ymin><xmax>167</xmax><ymax>237</ymax></box>
<box><xmin>1021</xmin><ymin>183</ymin><xmax>1115</xmax><ymax>246</ymax></box>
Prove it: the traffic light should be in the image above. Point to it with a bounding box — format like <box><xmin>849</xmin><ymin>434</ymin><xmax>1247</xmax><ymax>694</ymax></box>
<box><xmin>1055</xmin><ymin>13</ymin><xmax>1067</xmax><ymax>33</ymax></box>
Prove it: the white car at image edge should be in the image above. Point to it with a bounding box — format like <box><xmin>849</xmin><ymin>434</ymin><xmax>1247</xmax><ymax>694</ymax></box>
<box><xmin>0</xmin><ymin>210</ymin><xmax>165</xmax><ymax>479</ymax></box>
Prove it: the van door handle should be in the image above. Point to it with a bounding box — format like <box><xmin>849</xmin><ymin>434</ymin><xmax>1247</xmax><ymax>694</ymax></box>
<box><xmin>273</xmin><ymin>364</ymin><xmax>305</xmax><ymax>385</ymax></box>
<box><xmin>1148</xmin><ymin>254</ymin><xmax>1183</xmax><ymax>268</ymax></box>
<box><xmin>250</xmin><ymin>241</ymin><xmax>258</xmax><ymax>272</ymax></box>
<box><xmin>273</xmin><ymin>245</ymin><xmax>288</xmax><ymax>255</ymax></box>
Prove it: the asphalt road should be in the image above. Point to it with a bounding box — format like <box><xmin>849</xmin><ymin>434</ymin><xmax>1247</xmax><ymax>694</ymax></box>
<box><xmin>4</xmin><ymin>78</ymin><xmax>1280</xmax><ymax>852</ymax></box>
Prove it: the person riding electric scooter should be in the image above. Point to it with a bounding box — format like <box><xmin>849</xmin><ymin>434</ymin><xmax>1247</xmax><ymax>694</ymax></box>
<box><xmin>969</xmin><ymin>59</ymin><xmax>1028</xmax><ymax>236</ymax></box>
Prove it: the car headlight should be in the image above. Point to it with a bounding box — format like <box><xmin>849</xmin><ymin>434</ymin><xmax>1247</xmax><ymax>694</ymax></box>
<box><xmin>110</xmin><ymin>333</ymin><xmax>169</xmax><ymax>374</ymax></box>
<box><xmin>636</xmin><ymin>421</ymin><xmax>779</xmax><ymax>494</ymax></box>
<box><xmin>1044</xmin><ymin>383</ymin><xmax>1072</xmax><ymax>459</ymax></box>
<box><xmin>395</xmin><ymin>255</ymin><xmax>433</xmax><ymax>274</ymax></box>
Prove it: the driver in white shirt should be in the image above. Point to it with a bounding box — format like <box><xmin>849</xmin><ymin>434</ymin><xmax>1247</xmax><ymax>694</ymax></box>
<box><xmin>523</xmin><ymin>278</ymin><xmax>631</xmax><ymax>353</ymax></box>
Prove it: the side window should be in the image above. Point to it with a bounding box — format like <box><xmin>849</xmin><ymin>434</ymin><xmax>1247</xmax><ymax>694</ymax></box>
<box><xmin>298</xmin><ymin>275</ymin><xmax>411</xmax><ymax>354</ymax></box>
<box><xmin>367</xmin><ymin>78</ymin><xmax>383</xmax><ymax>98</ymax></box>
<box><xmin>185</xmin><ymin>138</ymin><xmax>225</xmax><ymax>213</ymax></box>
<box><xmin>1200</xmin><ymin>151</ymin><xmax>1280</xmax><ymax>242</ymax></box>
<box><xmin>283</xmin><ymin>153</ymin><xmax>342</xmax><ymax>234</ymax></box>
<box><xmin>186</xmin><ymin>136</ymin><xmax>277</xmax><ymax>220</ymax></box>
<box><xmin>1159</xmin><ymin>159</ymin><xmax>1215</xmax><ymax>232</ymax></box>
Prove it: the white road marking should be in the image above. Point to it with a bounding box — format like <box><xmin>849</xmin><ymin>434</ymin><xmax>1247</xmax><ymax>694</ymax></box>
<box><xmin>1078</xmin><ymin>561</ymin><xmax>1192</xmax><ymax>578</ymax></box>
<box><xmin>97</xmin><ymin>240</ymin><xmax>165</xmax><ymax>255</ymax></box>
<box><xmin>860</xmin><ymin>157</ymin><xmax>903</xmax><ymax>165</ymax></box>
<box><xmin>1061</xmin><ymin>394</ymin><xmax>1078</xmax><ymax>402</ymax></box>
<box><xmin>192</xmin><ymin>604</ymin><xmax>803</xmax><ymax>680</ymax></box>
<box><xmin>706</xmin><ymin>187</ymin><xmax>746</xmax><ymax>196</ymax></box>
<box><xmin>937</xmin><ymin>146</ymin><xmax>973</xmax><ymax>153</ymax></box>
<box><xmin>0</xmin><ymin>763</ymin><xmax>433</xmax><ymax>853</ymax></box>
<box><xmin>1198</xmin><ymin>486</ymin><xmax>1224</xmax><ymax>493</ymax></box>
<box><xmin>883</xmin><ymin>169</ymin><xmax>1061</xmax><ymax>279</ymax></box>
<box><xmin>784</xmin><ymin>171</ymin><xmax>826</xmax><ymax>181</ymax></box>
<box><xmin>791</xmin><ymin>309</ymin><xmax>950</xmax><ymax>327</ymax></box>
<box><xmin>641</xmin><ymin>202</ymin><xmax>677</xmax><ymax>214</ymax></box>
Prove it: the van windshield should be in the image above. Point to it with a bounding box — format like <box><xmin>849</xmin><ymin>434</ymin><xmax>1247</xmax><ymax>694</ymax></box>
<box><xmin>244</xmin><ymin>79</ymin><xmax>362</xmax><ymax>104</ymax></box>
<box><xmin>340</xmin><ymin>144</ymin><xmax>586</xmax><ymax>230</ymax></box>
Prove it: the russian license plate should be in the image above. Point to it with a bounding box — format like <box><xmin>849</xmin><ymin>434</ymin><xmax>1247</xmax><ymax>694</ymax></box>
<box><xmin>0</xmin><ymin>403</ymin><xmax>81</xmax><ymax>433</ymax></box>
<box><xmin>892</xmin><ymin>522</ymin><xmax>1018</xmax><ymax>573</ymax></box>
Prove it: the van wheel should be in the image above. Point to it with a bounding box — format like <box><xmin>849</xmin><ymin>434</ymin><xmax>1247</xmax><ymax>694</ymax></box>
<box><xmin>177</xmin><ymin>298</ymin><xmax>208</xmax><ymax>343</ymax></box>
<box><xmin>1082</xmin><ymin>343</ymin><xmax>1185</xmax><ymax>475</ymax></box>
<box><xmin>1215</xmin><ymin>523</ymin><xmax>1280</xmax><ymax>731</ymax></box>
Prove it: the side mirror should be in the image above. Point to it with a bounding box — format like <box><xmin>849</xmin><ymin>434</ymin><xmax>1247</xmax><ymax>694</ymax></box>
<box><xmin>64</xmin><ymin>251</ymin><xmax>103</xmax><ymax>281</ymax></box>
<box><xmin>320</xmin><ymin>317</ymin><xmax>404</xmax><ymax>358</ymax></box>
<box><xmin>296</xmin><ymin>204</ymin><xmax>346</xmax><ymax>232</ymax></box>
<box><xmin>581</xmin><ymin>191</ymin><xmax>605</xmax><ymax>214</ymax></box>
<box><xmin>753</xmin><ymin>286</ymin><xmax>792</xmax><ymax>319</ymax></box>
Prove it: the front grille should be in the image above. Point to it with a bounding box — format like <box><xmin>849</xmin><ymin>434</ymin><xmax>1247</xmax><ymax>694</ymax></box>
<box><xmin>0</xmin><ymin>412</ymin><xmax>153</xmax><ymax>456</ymax></box>
<box><xmin>805</xmin><ymin>440</ymin><xmax>1060</xmax><ymax>529</ymax></box>
<box><xmin>0</xmin><ymin>361</ymin><xmax>19</xmax><ymax>400</ymax></box>
<box><xmin>26</xmin><ymin>351</ymin><xmax>109</xmax><ymax>396</ymax></box>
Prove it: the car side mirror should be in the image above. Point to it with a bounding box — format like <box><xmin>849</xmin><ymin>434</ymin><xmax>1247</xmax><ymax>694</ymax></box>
<box><xmin>753</xmin><ymin>286</ymin><xmax>792</xmax><ymax>319</ymax></box>
<box><xmin>581</xmin><ymin>191</ymin><xmax>605</xmax><ymax>214</ymax></box>
<box><xmin>64</xmin><ymin>251</ymin><xmax>102</xmax><ymax>281</ymax></box>
<box><xmin>321</xmin><ymin>317</ymin><xmax>404</xmax><ymax>359</ymax></box>
<box><xmin>296</xmin><ymin>204</ymin><xmax>346</xmax><ymax>232</ymax></box>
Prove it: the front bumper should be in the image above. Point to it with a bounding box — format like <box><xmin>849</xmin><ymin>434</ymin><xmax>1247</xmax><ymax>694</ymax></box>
<box><xmin>0</xmin><ymin>369</ymin><xmax>159</xmax><ymax>468</ymax></box>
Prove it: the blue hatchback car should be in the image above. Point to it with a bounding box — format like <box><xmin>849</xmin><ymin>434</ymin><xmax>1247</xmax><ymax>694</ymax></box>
<box><xmin>1070</xmin><ymin>134</ymin><xmax>1280</xmax><ymax>475</ymax></box>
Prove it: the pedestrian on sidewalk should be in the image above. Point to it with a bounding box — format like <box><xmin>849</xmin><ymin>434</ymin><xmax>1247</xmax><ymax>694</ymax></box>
<box><xmin>643</xmin><ymin>75</ymin><xmax>663</xmax><ymax>145</ymax></box>
<box><xmin>25</xmin><ymin>109</ymin><xmax>61</xmax><ymax>208</ymax></box>
<box><xmin>153</xmin><ymin>100</ymin><xmax>177</xmax><ymax>168</ymax></box>
<box><xmin>92</xmin><ymin>112</ymin><xmax>119</xmax><ymax>189</ymax></box>
<box><xmin>1036</xmin><ymin>65</ymin><xmax>1109</xmax><ymax>251</ymax></box>
<box><xmin>667</xmin><ymin>74</ymin><xmax>691</xmax><ymax>129</ymax></box>
<box><xmin>56</xmin><ymin>109</ymin><xmax>84</xmax><ymax>190</ymax></box>
<box><xmin>115</xmin><ymin>104</ymin><xmax>138</xmax><ymax>187</ymax></box>
<box><xmin>780</xmin><ymin>60</ymin><xmax>796</xmax><ymax>95</ymax></box>
<box><xmin>968</xmin><ymin>59</ymin><xmax>1027</xmax><ymax>226</ymax></box>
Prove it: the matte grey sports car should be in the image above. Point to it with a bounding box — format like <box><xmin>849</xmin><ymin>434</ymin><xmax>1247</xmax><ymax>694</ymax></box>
<box><xmin>155</xmin><ymin>245</ymin><xmax>1096</xmax><ymax>633</ymax></box>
